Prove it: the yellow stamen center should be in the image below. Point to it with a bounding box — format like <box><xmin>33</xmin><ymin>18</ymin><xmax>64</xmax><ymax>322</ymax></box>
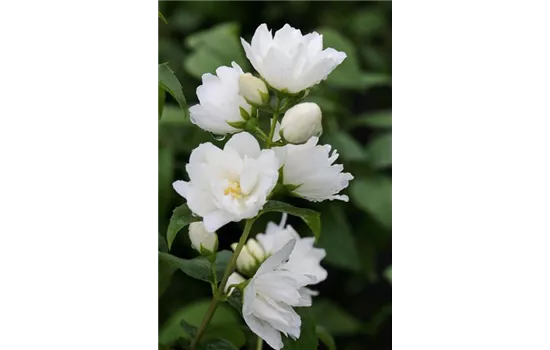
<box><xmin>224</xmin><ymin>181</ymin><xmax>243</xmax><ymax>199</ymax></box>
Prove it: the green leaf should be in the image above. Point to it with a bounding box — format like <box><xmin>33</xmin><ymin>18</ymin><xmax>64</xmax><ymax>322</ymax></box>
<box><xmin>159</xmin><ymin>63</ymin><xmax>188</xmax><ymax>119</ymax></box>
<box><xmin>202</xmin><ymin>338</ymin><xmax>239</xmax><ymax>350</ymax></box>
<box><xmin>350</xmin><ymin>175</ymin><xmax>392</xmax><ymax>229</ymax></box>
<box><xmin>202</xmin><ymin>325</ymin><xmax>245</xmax><ymax>349</ymax></box>
<box><xmin>316</xmin><ymin>325</ymin><xmax>336</xmax><ymax>350</ymax></box>
<box><xmin>361</xmin><ymin>73</ymin><xmax>391</xmax><ymax>87</ymax></box>
<box><xmin>365</xmin><ymin>304</ymin><xmax>392</xmax><ymax>336</ymax></box>
<box><xmin>322</xmin><ymin>131</ymin><xmax>367</xmax><ymax>162</ymax></box>
<box><xmin>310</xmin><ymin>299</ymin><xmax>363</xmax><ymax>336</ymax></box>
<box><xmin>259</xmin><ymin>201</ymin><xmax>321</xmax><ymax>241</ymax></box>
<box><xmin>159</xmin><ymin>234</ymin><xmax>168</xmax><ymax>253</ymax></box>
<box><xmin>226</xmin><ymin>289</ymin><xmax>243</xmax><ymax>315</ymax></box>
<box><xmin>319</xmin><ymin>28</ymin><xmax>390</xmax><ymax>90</ymax></box>
<box><xmin>350</xmin><ymin>110</ymin><xmax>392</xmax><ymax>129</ymax></box>
<box><xmin>283</xmin><ymin>308</ymin><xmax>317</xmax><ymax>349</ymax></box>
<box><xmin>158</xmin><ymin>250</ymin><xmax>232</xmax><ymax>283</ymax></box>
<box><xmin>160</xmin><ymin>105</ymin><xmax>194</xmax><ymax>126</ymax></box>
<box><xmin>167</xmin><ymin>204</ymin><xmax>200</xmax><ymax>250</ymax></box>
<box><xmin>180</xmin><ymin>319</ymin><xmax>197</xmax><ymax>338</ymax></box>
<box><xmin>184</xmin><ymin>23</ymin><xmax>249</xmax><ymax>80</ymax></box>
<box><xmin>159</xmin><ymin>300</ymin><xmax>242</xmax><ymax>348</ymax></box>
<box><xmin>317</xmin><ymin>206</ymin><xmax>361</xmax><ymax>272</ymax></box>
<box><xmin>384</xmin><ymin>265</ymin><xmax>392</xmax><ymax>283</ymax></box>
<box><xmin>158</xmin><ymin>10</ymin><xmax>168</xmax><ymax>24</ymax></box>
<box><xmin>366</xmin><ymin>133</ymin><xmax>392</xmax><ymax>169</ymax></box>
<box><xmin>158</xmin><ymin>86</ymin><xmax>165</xmax><ymax>119</ymax></box>
<box><xmin>158</xmin><ymin>256</ymin><xmax>177</xmax><ymax>298</ymax></box>
<box><xmin>349</xmin><ymin>9</ymin><xmax>385</xmax><ymax>37</ymax></box>
<box><xmin>158</xmin><ymin>147</ymin><xmax>173</xmax><ymax>216</ymax></box>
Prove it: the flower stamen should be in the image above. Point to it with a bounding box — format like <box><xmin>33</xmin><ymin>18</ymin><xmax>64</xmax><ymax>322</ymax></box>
<box><xmin>224</xmin><ymin>181</ymin><xmax>243</xmax><ymax>198</ymax></box>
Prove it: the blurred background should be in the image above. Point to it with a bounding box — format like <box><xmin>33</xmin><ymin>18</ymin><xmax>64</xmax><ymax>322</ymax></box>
<box><xmin>159</xmin><ymin>2</ymin><xmax>391</xmax><ymax>349</ymax></box>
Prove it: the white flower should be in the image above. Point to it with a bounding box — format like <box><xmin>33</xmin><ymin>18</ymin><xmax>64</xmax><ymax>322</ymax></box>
<box><xmin>231</xmin><ymin>238</ymin><xmax>267</xmax><ymax>276</ymax></box>
<box><xmin>274</xmin><ymin>137</ymin><xmax>353</xmax><ymax>202</ymax></box>
<box><xmin>280</xmin><ymin>102</ymin><xmax>323</xmax><ymax>144</ymax></box>
<box><xmin>241</xmin><ymin>24</ymin><xmax>347</xmax><ymax>93</ymax></box>
<box><xmin>188</xmin><ymin>221</ymin><xmax>218</xmax><ymax>255</ymax></box>
<box><xmin>173</xmin><ymin>132</ymin><xmax>279</xmax><ymax>232</ymax></box>
<box><xmin>256</xmin><ymin>213</ymin><xmax>327</xmax><ymax>284</ymax></box>
<box><xmin>243</xmin><ymin>239</ymin><xmax>315</xmax><ymax>350</ymax></box>
<box><xmin>225</xmin><ymin>272</ymin><xmax>246</xmax><ymax>296</ymax></box>
<box><xmin>189</xmin><ymin>62</ymin><xmax>252</xmax><ymax>135</ymax></box>
<box><xmin>239</xmin><ymin>73</ymin><xmax>269</xmax><ymax>105</ymax></box>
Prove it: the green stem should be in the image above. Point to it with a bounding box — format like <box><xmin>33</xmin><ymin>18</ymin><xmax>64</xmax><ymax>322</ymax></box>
<box><xmin>209</xmin><ymin>262</ymin><xmax>218</xmax><ymax>294</ymax></box>
<box><xmin>254</xmin><ymin>127</ymin><xmax>268</xmax><ymax>141</ymax></box>
<box><xmin>256</xmin><ymin>336</ymin><xmax>263</xmax><ymax>350</ymax></box>
<box><xmin>265</xmin><ymin>97</ymin><xmax>281</xmax><ymax>148</ymax></box>
<box><xmin>190</xmin><ymin>219</ymin><xmax>255</xmax><ymax>349</ymax></box>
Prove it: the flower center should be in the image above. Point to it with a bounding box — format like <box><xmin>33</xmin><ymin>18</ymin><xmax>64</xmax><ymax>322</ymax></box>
<box><xmin>224</xmin><ymin>181</ymin><xmax>243</xmax><ymax>199</ymax></box>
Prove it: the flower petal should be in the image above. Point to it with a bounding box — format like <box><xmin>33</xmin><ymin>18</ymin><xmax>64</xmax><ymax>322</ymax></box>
<box><xmin>203</xmin><ymin>210</ymin><xmax>233</xmax><ymax>232</ymax></box>
<box><xmin>243</xmin><ymin>313</ymin><xmax>283</xmax><ymax>350</ymax></box>
<box><xmin>224</xmin><ymin>132</ymin><xmax>261</xmax><ymax>158</ymax></box>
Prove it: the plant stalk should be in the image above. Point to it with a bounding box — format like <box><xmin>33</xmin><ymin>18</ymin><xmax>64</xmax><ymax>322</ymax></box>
<box><xmin>190</xmin><ymin>219</ymin><xmax>255</xmax><ymax>349</ymax></box>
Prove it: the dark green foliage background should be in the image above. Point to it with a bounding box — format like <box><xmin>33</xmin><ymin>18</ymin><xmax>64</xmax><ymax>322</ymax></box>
<box><xmin>159</xmin><ymin>2</ymin><xmax>391</xmax><ymax>349</ymax></box>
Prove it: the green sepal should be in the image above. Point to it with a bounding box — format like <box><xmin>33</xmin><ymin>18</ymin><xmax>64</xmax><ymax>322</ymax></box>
<box><xmin>239</xmin><ymin>106</ymin><xmax>251</xmax><ymax>120</ymax></box>
<box><xmin>226</xmin><ymin>120</ymin><xmax>247</xmax><ymax>129</ymax></box>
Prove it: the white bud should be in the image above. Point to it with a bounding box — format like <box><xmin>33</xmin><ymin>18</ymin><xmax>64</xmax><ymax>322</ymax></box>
<box><xmin>239</xmin><ymin>73</ymin><xmax>269</xmax><ymax>105</ymax></box>
<box><xmin>189</xmin><ymin>221</ymin><xmax>218</xmax><ymax>255</ymax></box>
<box><xmin>231</xmin><ymin>243</ymin><xmax>256</xmax><ymax>275</ymax></box>
<box><xmin>280</xmin><ymin>102</ymin><xmax>323</xmax><ymax>144</ymax></box>
<box><xmin>246</xmin><ymin>238</ymin><xmax>266</xmax><ymax>262</ymax></box>
<box><xmin>225</xmin><ymin>272</ymin><xmax>246</xmax><ymax>296</ymax></box>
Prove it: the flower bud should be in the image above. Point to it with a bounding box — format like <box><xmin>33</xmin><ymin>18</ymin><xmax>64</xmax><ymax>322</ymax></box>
<box><xmin>225</xmin><ymin>272</ymin><xmax>246</xmax><ymax>296</ymax></box>
<box><xmin>245</xmin><ymin>238</ymin><xmax>266</xmax><ymax>261</ymax></box>
<box><xmin>189</xmin><ymin>221</ymin><xmax>218</xmax><ymax>256</ymax></box>
<box><xmin>239</xmin><ymin>73</ymin><xmax>269</xmax><ymax>105</ymax></box>
<box><xmin>280</xmin><ymin>102</ymin><xmax>323</xmax><ymax>144</ymax></box>
<box><xmin>231</xmin><ymin>243</ymin><xmax>256</xmax><ymax>276</ymax></box>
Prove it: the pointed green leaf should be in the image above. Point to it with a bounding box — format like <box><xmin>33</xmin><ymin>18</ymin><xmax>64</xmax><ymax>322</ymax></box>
<box><xmin>350</xmin><ymin>110</ymin><xmax>392</xmax><ymax>129</ymax></box>
<box><xmin>158</xmin><ymin>10</ymin><xmax>168</xmax><ymax>24</ymax></box>
<box><xmin>316</xmin><ymin>325</ymin><xmax>336</xmax><ymax>350</ymax></box>
<box><xmin>167</xmin><ymin>204</ymin><xmax>200</xmax><ymax>249</ymax></box>
<box><xmin>259</xmin><ymin>200</ymin><xmax>321</xmax><ymax>241</ymax></box>
<box><xmin>158</xmin><ymin>250</ymin><xmax>232</xmax><ymax>283</ymax></box>
<box><xmin>159</xmin><ymin>63</ymin><xmax>188</xmax><ymax>119</ymax></box>
<box><xmin>350</xmin><ymin>175</ymin><xmax>392</xmax><ymax>229</ymax></box>
<box><xmin>367</xmin><ymin>133</ymin><xmax>392</xmax><ymax>169</ymax></box>
<box><xmin>158</xmin><ymin>86</ymin><xmax>165</xmax><ymax>119</ymax></box>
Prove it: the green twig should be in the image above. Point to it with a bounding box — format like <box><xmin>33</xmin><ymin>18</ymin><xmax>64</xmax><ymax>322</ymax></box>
<box><xmin>256</xmin><ymin>336</ymin><xmax>263</xmax><ymax>350</ymax></box>
<box><xmin>190</xmin><ymin>219</ymin><xmax>255</xmax><ymax>349</ymax></box>
<box><xmin>265</xmin><ymin>97</ymin><xmax>281</xmax><ymax>148</ymax></box>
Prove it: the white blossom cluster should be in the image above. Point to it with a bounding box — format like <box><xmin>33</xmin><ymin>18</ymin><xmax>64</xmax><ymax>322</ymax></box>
<box><xmin>173</xmin><ymin>23</ymin><xmax>354</xmax><ymax>350</ymax></box>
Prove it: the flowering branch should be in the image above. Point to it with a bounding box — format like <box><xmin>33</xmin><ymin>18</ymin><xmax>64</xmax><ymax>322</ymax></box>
<box><xmin>190</xmin><ymin>219</ymin><xmax>255</xmax><ymax>349</ymax></box>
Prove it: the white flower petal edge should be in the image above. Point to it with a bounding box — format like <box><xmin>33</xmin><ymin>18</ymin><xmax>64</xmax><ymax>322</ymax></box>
<box><xmin>173</xmin><ymin>132</ymin><xmax>279</xmax><ymax>232</ymax></box>
<box><xmin>241</xmin><ymin>23</ymin><xmax>347</xmax><ymax>93</ymax></box>
<box><xmin>189</xmin><ymin>62</ymin><xmax>252</xmax><ymax>135</ymax></box>
<box><xmin>256</xmin><ymin>213</ymin><xmax>327</xmax><ymax>284</ymax></box>
<box><xmin>274</xmin><ymin>137</ymin><xmax>354</xmax><ymax>202</ymax></box>
<box><xmin>243</xmin><ymin>239</ymin><xmax>316</xmax><ymax>350</ymax></box>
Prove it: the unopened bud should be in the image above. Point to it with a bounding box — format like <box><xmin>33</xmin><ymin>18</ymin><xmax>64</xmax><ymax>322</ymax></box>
<box><xmin>231</xmin><ymin>243</ymin><xmax>256</xmax><ymax>276</ymax></box>
<box><xmin>225</xmin><ymin>272</ymin><xmax>246</xmax><ymax>296</ymax></box>
<box><xmin>246</xmin><ymin>238</ymin><xmax>266</xmax><ymax>261</ymax></box>
<box><xmin>189</xmin><ymin>221</ymin><xmax>218</xmax><ymax>256</ymax></box>
<box><xmin>231</xmin><ymin>239</ymin><xmax>267</xmax><ymax>277</ymax></box>
<box><xmin>239</xmin><ymin>73</ymin><xmax>269</xmax><ymax>105</ymax></box>
<box><xmin>280</xmin><ymin>102</ymin><xmax>322</xmax><ymax>144</ymax></box>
